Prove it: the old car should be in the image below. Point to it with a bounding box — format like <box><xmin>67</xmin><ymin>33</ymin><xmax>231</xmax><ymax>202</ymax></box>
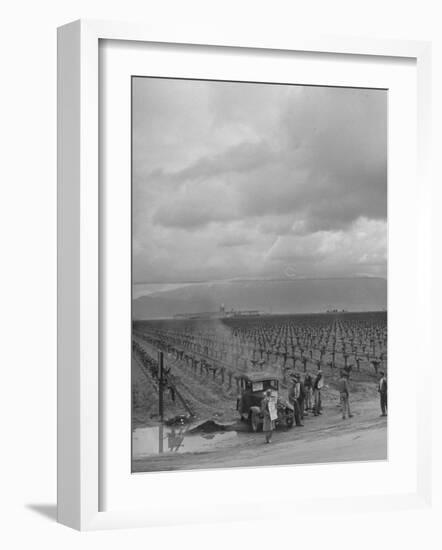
<box><xmin>236</xmin><ymin>373</ymin><xmax>294</xmax><ymax>432</ymax></box>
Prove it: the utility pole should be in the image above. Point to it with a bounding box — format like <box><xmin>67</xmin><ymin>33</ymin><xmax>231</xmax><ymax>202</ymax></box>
<box><xmin>158</xmin><ymin>351</ymin><xmax>165</xmax><ymax>454</ymax></box>
<box><xmin>158</xmin><ymin>351</ymin><xmax>164</xmax><ymax>423</ymax></box>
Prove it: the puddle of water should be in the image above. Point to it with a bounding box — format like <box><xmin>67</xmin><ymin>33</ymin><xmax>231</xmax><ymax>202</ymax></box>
<box><xmin>132</xmin><ymin>425</ymin><xmax>238</xmax><ymax>458</ymax></box>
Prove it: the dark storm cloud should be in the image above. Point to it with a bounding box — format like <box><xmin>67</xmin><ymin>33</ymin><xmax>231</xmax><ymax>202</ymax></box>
<box><xmin>132</xmin><ymin>78</ymin><xmax>387</xmax><ymax>283</ymax></box>
<box><xmin>171</xmin><ymin>140</ymin><xmax>274</xmax><ymax>181</ymax></box>
<box><xmin>148</xmin><ymin>86</ymin><xmax>386</xmax><ymax>233</ymax></box>
<box><xmin>279</xmin><ymin>86</ymin><xmax>387</xmax><ymax>231</ymax></box>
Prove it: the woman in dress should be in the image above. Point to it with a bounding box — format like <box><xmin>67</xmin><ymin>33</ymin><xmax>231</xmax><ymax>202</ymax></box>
<box><xmin>261</xmin><ymin>389</ymin><xmax>275</xmax><ymax>443</ymax></box>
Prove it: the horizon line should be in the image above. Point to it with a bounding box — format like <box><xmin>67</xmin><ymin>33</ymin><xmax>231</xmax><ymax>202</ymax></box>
<box><xmin>133</xmin><ymin>309</ymin><xmax>388</xmax><ymax>322</ymax></box>
<box><xmin>133</xmin><ymin>275</ymin><xmax>387</xmax><ymax>286</ymax></box>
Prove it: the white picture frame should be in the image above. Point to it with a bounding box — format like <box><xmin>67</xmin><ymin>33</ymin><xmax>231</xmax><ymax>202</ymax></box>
<box><xmin>57</xmin><ymin>19</ymin><xmax>432</xmax><ymax>531</ymax></box>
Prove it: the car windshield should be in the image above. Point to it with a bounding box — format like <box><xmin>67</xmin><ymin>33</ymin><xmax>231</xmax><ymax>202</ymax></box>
<box><xmin>252</xmin><ymin>379</ymin><xmax>278</xmax><ymax>392</ymax></box>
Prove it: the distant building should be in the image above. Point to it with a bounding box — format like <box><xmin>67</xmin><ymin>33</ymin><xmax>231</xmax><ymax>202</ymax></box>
<box><xmin>173</xmin><ymin>305</ymin><xmax>266</xmax><ymax>320</ymax></box>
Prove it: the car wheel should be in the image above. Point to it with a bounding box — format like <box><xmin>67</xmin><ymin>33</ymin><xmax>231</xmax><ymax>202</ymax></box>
<box><xmin>286</xmin><ymin>414</ymin><xmax>294</xmax><ymax>429</ymax></box>
<box><xmin>250</xmin><ymin>411</ymin><xmax>259</xmax><ymax>432</ymax></box>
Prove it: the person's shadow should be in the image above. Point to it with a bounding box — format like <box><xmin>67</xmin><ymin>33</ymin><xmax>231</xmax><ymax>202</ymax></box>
<box><xmin>26</xmin><ymin>504</ymin><xmax>57</xmax><ymax>522</ymax></box>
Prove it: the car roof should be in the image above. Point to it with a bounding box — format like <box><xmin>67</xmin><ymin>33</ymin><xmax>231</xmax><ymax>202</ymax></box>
<box><xmin>241</xmin><ymin>372</ymin><xmax>278</xmax><ymax>382</ymax></box>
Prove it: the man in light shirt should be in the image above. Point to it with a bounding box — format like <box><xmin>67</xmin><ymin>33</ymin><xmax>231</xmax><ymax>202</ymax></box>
<box><xmin>338</xmin><ymin>370</ymin><xmax>353</xmax><ymax>420</ymax></box>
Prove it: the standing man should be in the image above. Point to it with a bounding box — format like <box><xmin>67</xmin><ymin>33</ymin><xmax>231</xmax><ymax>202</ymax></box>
<box><xmin>378</xmin><ymin>370</ymin><xmax>387</xmax><ymax>416</ymax></box>
<box><xmin>288</xmin><ymin>374</ymin><xmax>304</xmax><ymax>427</ymax></box>
<box><xmin>298</xmin><ymin>373</ymin><xmax>306</xmax><ymax>420</ymax></box>
<box><xmin>304</xmin><ymin>372</ymin><xmax>313</xmax><ymax>412</ymax></box>
<box><xmin>338</xmin><ymin>370</ymin><xmax>353</xmax><ymax>420</ymax></box>
<box><xmin>313</xmin><ymin>370</ymin><xmax>324</xmax><ymax>416</ymax></box>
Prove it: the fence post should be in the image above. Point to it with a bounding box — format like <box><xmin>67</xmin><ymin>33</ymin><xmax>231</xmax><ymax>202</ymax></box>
<box><xmin>158</xmin><ymin>351</ymin><xmax>164</xmax><ymax>422</ymax></box>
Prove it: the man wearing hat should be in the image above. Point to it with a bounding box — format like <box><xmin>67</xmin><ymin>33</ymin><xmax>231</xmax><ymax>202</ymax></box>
<box><xmin>304</xmin><ymin>372</ymin><xmax>313</xmax><ymax>412</ymax></box>
<box><xmin>338</xmin><ymin>369</ymin><xmax>353</xmax><ymax>420</ymax></box>
<box><xmin>313</xmin><ymin>370</ymin><xmax>324</xmax><ymax>416</ymax></box>
<box><xmin>297</xmin><ymin>373</ymin><xmax>306</xmax><ymax>420</ymax></box>
<box><xmin>288</xmin><ymin>373</ymin><xmax>304</xmax><ymax>427</ymax></box>
<box><xmin>378</xmin><ymin>370</ymin><xmax>387</xmax><ymax>416</ymax></box>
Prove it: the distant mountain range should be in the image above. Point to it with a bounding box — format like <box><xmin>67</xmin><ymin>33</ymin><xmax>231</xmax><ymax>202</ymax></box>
<box><xmin>132</xmin><ymin>277</ymin><xmax>387</xmax><ymax>320</ymax></box>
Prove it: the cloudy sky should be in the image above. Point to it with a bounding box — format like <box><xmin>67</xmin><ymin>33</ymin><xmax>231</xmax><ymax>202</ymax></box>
<box><xmin>132</xmin><ymin>78</ymin><xmax>387</xmax><ymax>286</ymax></box>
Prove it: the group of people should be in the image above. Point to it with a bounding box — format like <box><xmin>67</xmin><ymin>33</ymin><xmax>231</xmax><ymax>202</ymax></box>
<box><xmin>288</xmin><ymin>370</ymin><xmax>325</xmax><ymax>424</ymax></box>
<box><xmin>260</xmin><ymin>370</ymin><xmax>325</xmax><ymax>443</ymax></box>
<box><xmin>260</xmin><ymin>368</ymin><xmax>387</xmax><ymax>443</ymax></box>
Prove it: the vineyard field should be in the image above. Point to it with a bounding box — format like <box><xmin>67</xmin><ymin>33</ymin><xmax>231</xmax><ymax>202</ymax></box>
<box><xmin>132</xmin><ymin>311</ymin><xmax>387</xmax><ymax>471</ymax></box>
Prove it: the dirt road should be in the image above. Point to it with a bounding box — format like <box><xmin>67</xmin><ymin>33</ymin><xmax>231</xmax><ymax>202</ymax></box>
<box><xmin>132</xmin><ymin>395</ymin><xmax>387</xmax><ymax>472</ymax></box>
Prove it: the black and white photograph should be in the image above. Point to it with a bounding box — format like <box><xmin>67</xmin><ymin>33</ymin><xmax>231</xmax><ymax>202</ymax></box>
<box><xmin>4</xmin><ymin>0</ymin><xmax>438</xmax><ymax>542</ymax></box>
<box><xmin>131</xmin><ymin>76</ymin><xmax>388</xmax><ymax>473</ymax></box>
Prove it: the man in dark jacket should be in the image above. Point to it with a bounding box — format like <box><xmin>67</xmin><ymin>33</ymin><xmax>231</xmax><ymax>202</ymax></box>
<box><xmin>288</xmin><ymin>373</ymin><xmax>304</xmax><ymax>426</ymax></box>
<box><xmin>298</xmin><ymin>374</ymin><xmax>306</xmax><ymax>420</ymax></box>
<box><xmin>378</xmin><ymin>370</ymin><xmax>387</xmax><ymax>416</ymax></box>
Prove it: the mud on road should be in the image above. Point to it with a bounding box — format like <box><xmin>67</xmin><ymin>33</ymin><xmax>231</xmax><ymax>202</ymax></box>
<box><xmin>132</xmin><ymin>389</ymin><xmax>387</xmax><ymax>472</ymax></box>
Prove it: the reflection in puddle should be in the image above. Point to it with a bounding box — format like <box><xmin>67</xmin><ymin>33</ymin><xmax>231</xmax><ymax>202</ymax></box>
<box><xmin>132</xmin><ymin>425</ymin><xmax>238</xmax><ymax>458</ymax></box>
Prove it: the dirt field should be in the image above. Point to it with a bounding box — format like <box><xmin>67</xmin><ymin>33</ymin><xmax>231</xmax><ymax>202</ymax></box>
<box><xmin>132</xmin><ymin>312</ymin><xmax>387</xmax><ymax>472</ymax></box>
